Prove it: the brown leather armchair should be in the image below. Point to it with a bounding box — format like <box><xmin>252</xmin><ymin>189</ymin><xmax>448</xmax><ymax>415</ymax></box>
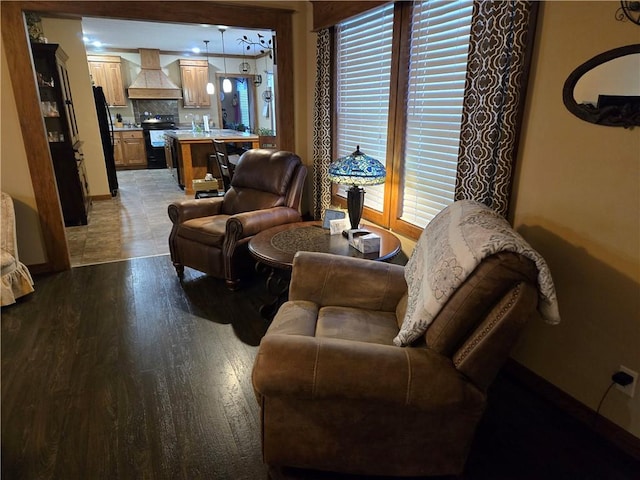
<box><xmin>252</xmin><ymin>201</ymin><xmax>556</xmax><ymax>477</ymax></box>
<box><xmin>168</xmin><ymin>149</ymin><xmax>307</xmax><ymax>290</ymax></box>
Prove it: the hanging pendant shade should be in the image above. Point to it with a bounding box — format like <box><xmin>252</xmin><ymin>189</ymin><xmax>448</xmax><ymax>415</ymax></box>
<box><xmin>219</xmin><ymin>27</ymin><xmax>232</xmax><ymax>93</ymax></box>
<box><xmin>203</xmin><ymin>40</ymin><xmax>214</xmax><ymax>95</ymax></box>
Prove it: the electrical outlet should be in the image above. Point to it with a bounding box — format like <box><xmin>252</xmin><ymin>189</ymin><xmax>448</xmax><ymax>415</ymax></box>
<box><xmin>616</xmin><ymin>366</ymin><xmax>638</xmax><ymax>397</ymax></box>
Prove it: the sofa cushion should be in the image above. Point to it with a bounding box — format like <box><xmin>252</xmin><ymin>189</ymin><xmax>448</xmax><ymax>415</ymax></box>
<box><xmin>178</xmin><ymin>215</ymin><xmax>229</xmax><ymax>247</ymax></box>
<box><xmin>267</xmin><ymin>300</ymin><xmax>319</xmax><ymax>337</ymax></box>
<box><xmin>317</xmin><ymin>306</ymin><xmax>399</xmax><ymax>346</ymax></box>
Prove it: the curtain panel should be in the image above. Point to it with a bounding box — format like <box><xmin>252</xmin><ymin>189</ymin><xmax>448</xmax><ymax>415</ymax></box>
<box><xmin>312</xmin><ymin>28</ymin><xmax>333</xmax><ymax>220</ymax></box>
<box><xmin>455</xmin><ymin>0</ymin><xmax>538</xmax><ymax>216</ymax></box>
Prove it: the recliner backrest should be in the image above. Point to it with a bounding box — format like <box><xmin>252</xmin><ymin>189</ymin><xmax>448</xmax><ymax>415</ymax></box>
<box><xmin>396</xmin><ymin>251</ymin><xmax>539</xmax><ymax>390</ymax></box>
<box><xmin>424</xmin><ymin>252</ymin><xmax>537</xmax><ymax>355</ymax></box>
<box><xmin>221</xmin><ymin>149</ymin><xmax>306</xmax><ymax>215</ymax></box>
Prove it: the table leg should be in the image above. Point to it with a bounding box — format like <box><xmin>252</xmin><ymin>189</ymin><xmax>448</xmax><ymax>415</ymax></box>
<box><xmin>255</xmin><ymin>262</ymin><xmax>290</xmax><ymax>320</ymax></box>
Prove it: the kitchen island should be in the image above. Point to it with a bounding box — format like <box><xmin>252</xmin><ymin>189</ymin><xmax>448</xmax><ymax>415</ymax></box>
<box><xmin>165</xmin><ymin>129</ymin><xmax>259</xmax><ymax>195</ymax></box>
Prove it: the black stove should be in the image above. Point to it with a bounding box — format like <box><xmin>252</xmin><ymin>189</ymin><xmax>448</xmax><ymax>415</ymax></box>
<box><xmin>141</xmin><ymin>114</ymin><xmax>176</xmax><ymax>130</ymax></box>
<box><xmin>140</xmin><ymin>115</ymin><xmax>176</xmax><ymax>169</ymax></box>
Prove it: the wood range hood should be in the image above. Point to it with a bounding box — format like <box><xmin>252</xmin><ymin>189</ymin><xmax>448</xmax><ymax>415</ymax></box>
<box><xmin>127</xmin><ymin>48</ymin><xmax>182</xmax><ymax>99</ymax></box>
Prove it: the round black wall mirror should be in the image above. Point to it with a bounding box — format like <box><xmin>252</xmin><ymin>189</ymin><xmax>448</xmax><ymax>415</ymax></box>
<box><xmin>562</xmin><ymin>44</ymin><xmax>640</xmax><ymax>128</ymax></box>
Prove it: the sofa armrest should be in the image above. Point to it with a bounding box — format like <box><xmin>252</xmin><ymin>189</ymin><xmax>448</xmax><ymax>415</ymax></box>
<box><xmin>289</xmin><ymin>252</ymin><xmax>407</xmax><ymax>312</ymax></box>
<box><xmin>168</xmin><ymin>197</ymin><xmax>224</xmax><ymax>224</ymax></box>
<box><xmin>226</xmin><ymin>207</ymin><xmax>301</xmax><ymax>239</ymax></box>
<box><xmin>253</xmin><ymin>334</ymin><xmax>483</xmax><ymax>410</ymax></box>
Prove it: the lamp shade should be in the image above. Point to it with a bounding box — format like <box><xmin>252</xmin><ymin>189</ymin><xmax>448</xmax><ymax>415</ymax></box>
<box><xmin>328</xmin><ymin>146</ymin><xmax>386</xmax><ymax>231</ymax></box>
<box><xmin>206</xmin><ymin>82</ymin><xmax>215</xmax><ymax>94</ymax></box>
<box><xmin>223</xmin><ymin>78</ymin><xmax>233</xmax><ymax>93</ymax></box>
<box><xmin>328</xmin><ymin>146</ymin><xmax>386</xmax><ymax>186</ymax></box>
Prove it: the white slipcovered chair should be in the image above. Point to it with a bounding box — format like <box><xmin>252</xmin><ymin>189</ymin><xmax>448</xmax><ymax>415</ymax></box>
<box><xmin>1</xmin><ymin>192</ymin><xmax>34</xmax><ymax>306</ymax></box>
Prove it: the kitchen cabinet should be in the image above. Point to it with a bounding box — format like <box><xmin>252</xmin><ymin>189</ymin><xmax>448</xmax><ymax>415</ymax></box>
<box><xmin>113</xmin><ymin>132</ymin><xmax>124</xmax><ymax>167</ymax></box>
<box><xmin>87</xmin><ymin>55</ymin><xmax>126</xmax><ymax>107</ymax></box>
<box><xmin>180</xmin><ymin>59</ymin><xmax>211</xmax><ymax>108</ymax></box>
<box><xmin>32</xmin><ymin>43</ymin><xmax>91</xmax><ymax>226</ymax></box>
<box><xmin>113</xmin><ymin>130</ymin><xmax>147</xmax><ymax>169</ymax></box>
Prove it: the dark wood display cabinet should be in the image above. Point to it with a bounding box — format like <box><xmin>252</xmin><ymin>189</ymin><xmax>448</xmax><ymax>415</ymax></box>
<box><xmin>31</xmin><ymin>43</ymin><xmax>91</xmax><ymax>226</ymax></box>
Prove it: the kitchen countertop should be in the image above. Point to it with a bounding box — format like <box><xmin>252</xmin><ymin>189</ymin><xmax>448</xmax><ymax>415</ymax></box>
<box><xmin>165</xmin><ymin>129</ymin><xmax>258</xmax><ymax>142</ymax></box>
<box><xmin>113</xmin><ymin>126</ymin><xmax>143</xmax><ymax>131</ymax></box>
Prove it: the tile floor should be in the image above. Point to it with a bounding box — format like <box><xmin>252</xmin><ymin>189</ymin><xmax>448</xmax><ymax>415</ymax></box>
<box><xmin>66</xmin><ymin>169</ymin><xmax>189</xmax><ymax>267</ymax></box>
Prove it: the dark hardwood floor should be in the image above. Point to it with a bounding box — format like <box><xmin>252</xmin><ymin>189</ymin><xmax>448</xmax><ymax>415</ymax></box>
<box><xmin>2</xmin><ymin>255</ymin><xmax>638</xmax><ymax>479</ymax></box>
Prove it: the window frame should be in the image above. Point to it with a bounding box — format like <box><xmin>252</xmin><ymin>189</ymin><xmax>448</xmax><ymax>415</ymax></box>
<box><xmin>331</xmin><ymin>1</ymin><xmax>469</xmax><ymax>241</ymax></box>
<box><xmin>331</xmin><ymin>2</ymin><xmax>405</xmax><ymax>230</ymax></box>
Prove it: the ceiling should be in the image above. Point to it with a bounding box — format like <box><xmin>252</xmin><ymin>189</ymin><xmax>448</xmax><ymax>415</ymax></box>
<box><xmin>81</xmin><ymin>17</ymin><xmax>274</xmax><ymax>57</ymax></box>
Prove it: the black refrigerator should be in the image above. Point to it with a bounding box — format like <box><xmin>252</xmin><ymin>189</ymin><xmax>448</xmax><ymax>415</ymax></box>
<box><xmin>93</xmin><ymin>86</ymin><xmax>118</xmax><ymax>196</ymax></box>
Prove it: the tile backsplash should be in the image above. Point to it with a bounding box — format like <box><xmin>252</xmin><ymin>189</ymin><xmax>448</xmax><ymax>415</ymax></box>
<box><xmin>132</xmin><ymin>100</ymin><xmax>179</xmax><ymax>122</ymax></box>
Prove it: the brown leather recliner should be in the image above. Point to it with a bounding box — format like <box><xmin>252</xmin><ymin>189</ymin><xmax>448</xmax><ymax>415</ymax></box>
<box><xmin>168</xmin><ymin>149</ymin><xmax>307</xmax><ymax>290</ymax></box>
<box><xmin>252</xmin><ymin>203</ymin><xmax>551</xmax><ymax>477</ymax></box>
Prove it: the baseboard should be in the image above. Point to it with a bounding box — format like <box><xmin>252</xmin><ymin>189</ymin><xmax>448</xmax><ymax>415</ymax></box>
<box><xmin>91</xmin><ymin>194</ymin><xmax>113</xmax><ymax>201</ymax></box>
<box><xmin>25</xmin><ymin>262</ymin><xmax>50</xmax><ymax>275</ymax></box>
<box><xmin>504</xmin><ymin>358</ymin><xmax>640</xmax><ymax>461</ymax></box>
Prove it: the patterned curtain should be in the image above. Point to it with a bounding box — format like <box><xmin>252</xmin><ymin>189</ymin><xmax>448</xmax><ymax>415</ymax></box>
<box><xmin>455</xmin><ymin>1</ymin><xmax>537</xmax><ymax>216</ymax></box>
<box><xmin>312</xmin><ymin>29</ymin><xmax>333</xmax><ymax>220</ymax></box>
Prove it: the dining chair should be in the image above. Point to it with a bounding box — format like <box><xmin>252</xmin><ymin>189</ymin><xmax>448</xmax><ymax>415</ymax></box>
<box><xmin>212</xmin><ymin>139</ymin><xmax>235</xmax><ymax>191</ymax></box>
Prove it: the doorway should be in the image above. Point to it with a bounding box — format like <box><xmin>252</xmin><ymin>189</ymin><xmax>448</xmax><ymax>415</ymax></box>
<box><xmin>2</xmin><ymin>2</ymin><xmax>295</xmax><ymax>272</ymax></box>
<box><xmin>217</xmin><ymin>74</ymin><xmax>258</xmax><ymax>132</ymax></box>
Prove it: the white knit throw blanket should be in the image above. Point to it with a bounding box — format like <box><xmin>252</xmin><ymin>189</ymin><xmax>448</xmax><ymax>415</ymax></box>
<box><xmin>393</xmin><ymin>200</ymin><xmax>561</xmax><ymax>347</ymax></box>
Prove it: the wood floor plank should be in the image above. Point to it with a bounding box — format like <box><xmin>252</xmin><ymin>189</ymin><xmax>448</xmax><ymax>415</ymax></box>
<box><xmin>140</xmin><ymin>369</ymin><xmax>181</xmax><ymax>479</ymax></box>
<box><xmin>83</xmin><ymin>375</ymin><xmax>119</xmax><ymax>480</ymax></box>
<box><xmin>3</xmin><ymin>254</ymin><xmax>637</xmax><ymax>480</ymax></box>
<box><xmin>116</xmin><ymin>367</ymin><xmax>154</xmax><ymax>479</ymax></box>
<box><xmin>52</xmin><ymin>391</ymin><xmax>90</xmax><ymax>479</ymax></box>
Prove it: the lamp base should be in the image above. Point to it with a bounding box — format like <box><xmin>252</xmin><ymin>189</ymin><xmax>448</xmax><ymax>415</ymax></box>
<box><xmin>346</xmin><ymin>186</ymin><xmax>365</xmax><ymax>230</ymax></box>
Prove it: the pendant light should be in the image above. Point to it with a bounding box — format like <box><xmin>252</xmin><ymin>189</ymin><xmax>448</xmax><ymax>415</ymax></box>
<box><xmin>203</xmin><ymin>40</ymin><xmax>214</xmax><ymax>95</ymax></box>
<box><xmin>219</xmin><ymin>27</ymin><xmax>232</xmax><ymax>93</ymax></box>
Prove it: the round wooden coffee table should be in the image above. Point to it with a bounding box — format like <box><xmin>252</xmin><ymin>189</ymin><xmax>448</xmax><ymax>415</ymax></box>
<box><xmin>249</xmin><ymin>221</ymin><xmax>401</xmax><ymax>269</ymax></box>
<box><xmin>249</xmin><ymin>221</ymin><xmax>401</xmax><ymax>317</ymax></box>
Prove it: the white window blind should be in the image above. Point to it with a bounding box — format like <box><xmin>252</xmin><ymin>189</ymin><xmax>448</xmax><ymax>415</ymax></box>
<box><xmin>401</xmin><ymin>0</ymin><xmax>473</xmax><ymax>227</ymax></box>
<box><xmin>335</xmin><ymin>4</ymin><xmax>394</xmax><ymax>212</ymax></box>
<box><xmin>237</xmin><ymin>79</ymin><xmax>250</xmax><ymax>128</ymax></box>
